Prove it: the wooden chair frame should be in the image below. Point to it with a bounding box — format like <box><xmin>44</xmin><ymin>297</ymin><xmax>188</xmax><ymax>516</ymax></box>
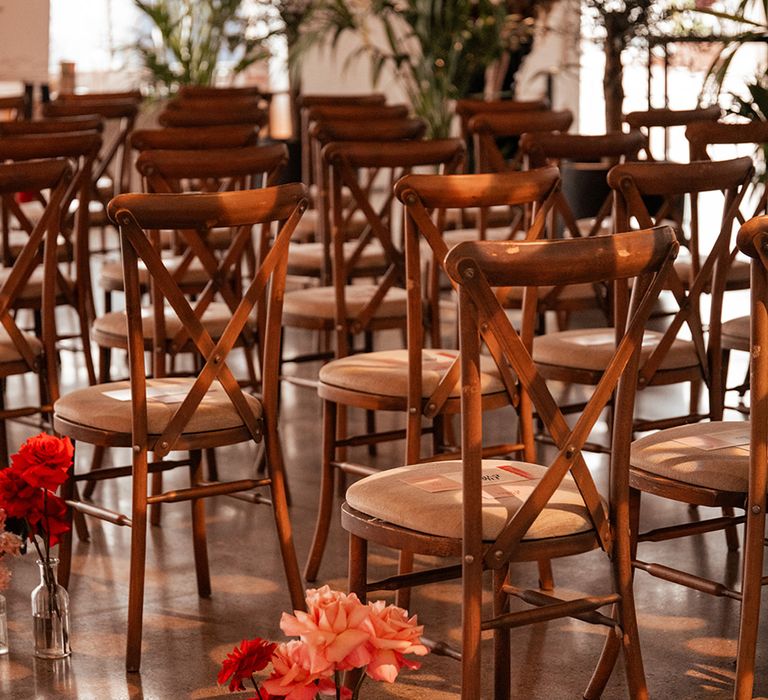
<box><xmin>54</xmin><ymin>184</ymin><xmax>308</xmax><ymax>671</ymax></box>
<box><xmin>342</xmin><ymin>226</ymin><xmax>678</xmax><ymax>698</ymax></box>
<box><xmin>624</xmin><ymin>105</ymin><xmax>720</xmax><ymax>161</ymax></box>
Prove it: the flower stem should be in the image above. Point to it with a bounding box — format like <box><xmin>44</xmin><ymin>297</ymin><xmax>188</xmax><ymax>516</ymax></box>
<box><xmin>250</xmin><ymin>675</ymin><xmax>263</xmax><ymax>700</ymax></box>
<box><xmin>351</xmin><ymin>671</ymin><xmax>366</xmax><ymax>700</ymax></box>
<box><xmin>334</xmin><ymin>670</ymin><xmax>341</xmax><ymax>700</ymax></box>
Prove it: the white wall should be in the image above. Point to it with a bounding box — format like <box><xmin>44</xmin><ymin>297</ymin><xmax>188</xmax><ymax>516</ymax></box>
<box><xmin>0</xmin><ymin>0</ymin><xmax>49</xmax><ymax>85</ymax></box>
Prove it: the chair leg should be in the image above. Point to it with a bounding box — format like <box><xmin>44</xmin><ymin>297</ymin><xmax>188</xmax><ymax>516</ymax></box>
<box><xmin>264</xmin><ymin>422</ymin><xmax>305</xmax><ymax>612</ymax></box>
<box><xmin>722</xmin><ymin>506</ymin><xmax>740</xmax><ymax>552</ymax></box>
<box><xmin>149</xmin><ymin>467</ymin><xmax>163</xmax><ymax>527</ymax></box>
<box><xmin>77</xmin><ymin>300</ymin><xmax>96</xmax><ymax>385</ymax></box>
<box><xmin>344</xmin><ymin>534</ymin><xmax>368</xmax><ymax>692</ymax></box>
<box><xmin>335</xmin><ymin>404</ymin><xmax>348</xmax><ymax>497</ymax></box>
<box><xmin>0</xmin><ymin>381</ymin><xmax>8</xmax><ymax>469</ymax></box>
<box><xmin>493</xmin><ymin>567</ymin><xmax>511</xmax><ymax>700</ymax></box>
<box><xmin>734</xmin><ymin>493</ymin><xmax>767</xmax><ymax>699</ymax></box>
<box><xmin>126</xmin><ymin>448</ymin><xmax>149</xmax><ymax>673</ymax></box>
<box><xmin>82</xmin><ymin>445</ymin><xmax>105</xmax><ymax>500</ymax></box>
<box><xmin>395</xmin><ymin>550</ymin><xmax>414</xmax><ymax>611</ymax></box>
<box><xmin>99</xmin><ymin>346</ymin><xmax>111</xmax><ymax>384</ymax></box>
<box><xmin>189</xmin><ymin>450</ymin><xmax>211</xmax><ymax>597</ymax></box>
<box><xmin>58</xmin><ymin>443</ymin><xmax>76</xmax><ymax>589</ymax></box>
<box><xmin>305</xmin><ymin>400</ymin><xmax>337</xmax><ymax>582</ymax></box>
<box><xmin>537</xmin><ymin>560</ymin><xmax>554</xmax><ymax>591</ymax></box>
<box><xmin>204</xmin><ymin>448</ymin><xmax>219</xmax><ymax>482</ymax></box>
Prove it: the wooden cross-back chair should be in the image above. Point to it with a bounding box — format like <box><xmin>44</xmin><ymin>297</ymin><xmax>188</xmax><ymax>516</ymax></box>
<box><xmin>296</xmin><ymin>93</ymin><xmax>386</xmax><ymax>187</ymax></box>
<box><xmin>454</xmin><ymin>97</ymin><xmax>548</xmax><ymax>173</ymax></box>
<box><xmin>54</xmin><ymin>183</ymin><xmax>308</xmax><ymax>672</ymax></box>
<box><xmin>467</xmin><ymin>109</ymin><xmax>573</xmax><ymax>174</ymax></box>
<box><xmin>624</xmin><ymin>105</ymin><xmax>721</xmax><ymax>161</ymax></box>
<box><xmin>341</xmin><ymin>225</ymin><xmax>678</xmax><ymax>699</ymax></box>
<box><xmin>532</xmin><ymin>157</ymin><xmax>752</xmax><ymax>445</ymax></box>
<box><xmin>302</xmin><ymin>139</ymin><xmax>467</xmax><ymax>583</ymax></box>
<box><xmin>512</xmin><ymin>130</ymin><xmax>649</xmax><ymax>327</ymax></box>
<box><xmin>0</xmin><ymin>129</ymin><xmax>103</xmax><ymax>384</ymax></box>
<box><xmin>686</xmin><ymin>120</ymin><xmax>768</xmax><ymax>413</ymax></box>
<box><xmin>587</xmin><ymin>214</ymin><xmax>768</xmax><ymax>700</ymax></box>
<box><xmin>177</xmin><ymin>84</ymin><xmax>263</xmax><ymax>99</ymax></box>
<box><xmin>43</xmin><ymin>95</ymin><xmax>140</xmax><ymax>207</ymax></box>
<box><xmin>0</xmin><ymin>158</ymin><xmax>70</xmax><ymax>465</ymax></box>
<box><xmin>93</xmin><ymin>143</ymin><xmax>289</xmax><ymax>386</ymax></box>
<box><xmin>157</xmin><ymin>101</ymin><xmax>269</xmax><ymax>131</ymax></box>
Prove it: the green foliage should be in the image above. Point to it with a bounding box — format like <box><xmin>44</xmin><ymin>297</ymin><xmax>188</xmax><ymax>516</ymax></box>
<box><xmin>730</xmin><ymin>74</ymin><xmax>768</xmax><ymax>184</ymax></box>
<box><xmin>134</xmin><ymin>0</ymin><xmax>271</xmax><ymax>94</ymax></box>
<box><xmin>298</xmin><ymin>0</ymin><xmax>541</xmax><ymax>138</ymax></box>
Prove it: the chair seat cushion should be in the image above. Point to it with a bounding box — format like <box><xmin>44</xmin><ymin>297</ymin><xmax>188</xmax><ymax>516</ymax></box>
<box><xmin>0</xmin><ymin>327</ymin><xmax>42</xmax><ymax>363</ymax></box>
<box><xmin>319</xmin><ymin>349</ymin><xmax>505</xmax><ymax>398</ymax></box>
<box><xmin>502</xmin><ymin>282</ymin><xmax>599</xmax><ymax>305</ymax></box>
<box><xmin>98</xmin><ymin>255</ymin><xmax>211</xmax><ymax>289</ymax></box>
<box><xmin>675</xmin><ymin>256</ymin><xmax>750</xmax><ymax>288</ymax></box>
<box><xmin>54</xmin><ymin>377</ymin><xmax>262</xmax><ymax>435</ymax></box>
<box><xmin>631</xmin><ymin>421</ymin><xmax>750</xmax><ymax>492</ymax></box>
<box><xmin>345</xmin><ymin>459</ymin><xmax>595</xmax><ymax>541</ymax></box>
<box><xmin>282</xmin><ymin>285</ymin><xmax>407</xmax><ymax>320</ymax></box>
<box><xmin>533</xmin><ymin>328</ymin><xmax>699</xmax><ymax>372</ymax></box>
<box><xmin>0</xmin><ymin>267</ymin><xmax>67</xmax><ymax>301</ymax></box>
<box><xmin>721</xmin><ymin>315</ymin><xmax>749</xmax><ymax>351</ymax></box>
<box><xmin>288</xmin><ymin>240</ymin><xmax>386</xmax><ymax>274</ymax></box>
<box><xmin>92</xmin><ymin>302</ymin><xmax>249</xmax><ymax>342</ymax></box>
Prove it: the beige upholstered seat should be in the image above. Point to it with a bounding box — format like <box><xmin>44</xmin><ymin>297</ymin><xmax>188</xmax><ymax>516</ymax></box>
<box><xmin>675</xmin><ymin>256</ymin><xmax>750</xmax><ymax>288</ymax></box>
<box><xmin>534</xmin><ymin>328</ymin><xmax>699</xmax><ymax>372</ymax></box>
<box><xmin>0</xmin><ymin>327</ymin><xmax>42</xmax><ymax>362</ymax></box>
<box><xmin>92</xmin><ymin>302</ymin><xmax>253</xmax><ymax>344</ymax></box>
<box><xmin>282</xmin><ymin>284</ymin><xmax>407</xmax><ymax>319</ymax></box>
<box><xmin>287</xmin><ymin>240</ymin><xmax>387</xmax><ymax>275</ymax></box>
<box><xmin>98</xmin><ymin>255</ymin><xmax>211</xmax><ymax>290</ymax></box>
<box><xmin>318</xmin><ymin>348</ymin><xmax>505</xmax><ymax>398</ymax></box>
<box><xmin>346</xmin><ymin>459</ymin><xmax>595</xmax><ymax>541</ymax></box>
<box><xmin>631</xmin><ymin>421</ymin><xmax>750</xmax><ymax>492</ymax></box>
<box><xmin>54</xmin><ymin>377</ymin><xmax>263</xmax><ymax>436</ymax></box>
<box><xmin>0</xmin><ymin>267</ymin><xmax>63</xmax><ymax>301</ymax></box>
<box><xmin>722</xmin><ymin>315</ymin><xmax>749</xmax><ymax>352</ymax></box>
<box><xmin>502</xmin><ymin>282</ymin><xmax>599</xmax><ymax>305</ymax></box>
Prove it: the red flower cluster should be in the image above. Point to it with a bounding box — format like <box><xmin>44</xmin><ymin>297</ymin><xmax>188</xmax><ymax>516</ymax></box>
<box><xmin>0</xmin><ymin>434</ymin><xmax>73</xmax><ymax>546</ymax></box>
<box><xmin>218</xmin><ymin>638</ymin><xmax>276</xmax><ymax>693</ymax></box>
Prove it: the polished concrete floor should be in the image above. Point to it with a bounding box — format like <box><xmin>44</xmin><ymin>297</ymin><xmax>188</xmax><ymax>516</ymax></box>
<box><xmin>0</xmin><ymin>281</ymin><xmax>765</xmax><ymax>699</ymax></box>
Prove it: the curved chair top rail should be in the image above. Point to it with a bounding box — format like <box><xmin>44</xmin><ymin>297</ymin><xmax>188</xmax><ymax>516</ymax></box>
<box><xmin>130</xmin><ymin>125</ymin><xmax>258</xmax><ymax>152</ymax></box>
<box><xmin>0</xmin><ymin>94</ymin><xmax>25</xmax><ymax>110</ymax></box>
<box><xmin>165</xmin><ymin>95</ymin><xmax>263</xmax><ymax>112</ymax></box>
<box><xmin>0</xmin><ymin>115</ymin><xmax>104</xmax><ymax>135</ymax></box>
<box><xmin>686</xmin><ymin>119</ymin><xmax>768</xmax><ymax>152</ymax></box>
<box><xmin>307</xmin><ymin>103</ymin><xmax>409</xmax><ymax>123</ymax></box>
<box><xmin>0</xmin><ymin>131</ymin><xmax>102</xmax><ymax>161</ymax></box>
<box><xmin>177</xmin><ymin>85</ymin><xmax>264</xmax><ymax>99</ymax></box>
<box><xmin>312</xmin><ymin>117</ymin><xmax>426</xmax><ymax>144</ymax></box>
<box><xmin>57</xmin><ymin>89</ymin><xmax>142</xmax><ymax>103</ymax></box>
<box><xmin>135</xmin><ymin>143</ymin><xmax>289</xmax><ymax>180</ymax></box>
<box><xmin>624</xmin><ymin>105</ymin><xmax>721</xmax><ymax>129</ymax></box>
<box><xmin>43</xmin><ymin>99</ymin><xmax>139</xmax><ymax>120</ymax></box>
<box><xmin>0</xmin><ymin>157</ymin><xmax>72</xmax><ymax>193</ymax></box>
<box><xmin>158</xmin><ymin>105</ymin><xmax>268</xmax><ymax>128</ymax></box>
<box><xmin>297</xmin><ymin>93</ymin><xmax>386</xmax><ymax>109</ymax></box>
<box><xmin>607</xmin><ymin>156</ymin><xmax>753</xmax><ymax>196</ymax></box>
<box><xmin>737</xmin><ymin>214</ymin><xmax>768</xmax><ymax>259</ymax></box>
<box><xmin>446</xmin><ymin>226</ymin><xmax>678</xmax><ymax>289</ymax></box>
<box><xmin>394</xmin><ymin>166</ymin><xmax>560</xmax><ymax>210</ymax></box>
<box><xmin>455</xmin><ymin>98</ymin><xmax>548</xmax><ymax>118</ymax></box>
<box><xmin>468</xmin><ymin>109</ymin><xmax>573</xmax><ymax>137</ymax></box>
<box><xmin>519</xmin><ymin>130</ymin><xmax>646</xmax><ymax>161</ymax></box>
<box><xmin>108</xmin><ymin>182</ymin><xmax>308</xmax><ymax>230</ymax></box>
<box><xmin>322</xmin><ymin>138</ymin><xmax>464</xmax><ymax>170</ymax></box>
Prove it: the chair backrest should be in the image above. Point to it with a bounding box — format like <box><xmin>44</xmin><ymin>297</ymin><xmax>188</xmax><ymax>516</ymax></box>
<box><xmin>0</xmin><ymin>115</ymin><xmax>104</xmax><ymax>136</ymax></box>
<box><xmin>686</xmin><ymin>120</ymin><xmax>768</xmax><ymax>219</ymax></box>
<box><xmin>0</xmin><ymin>95</ymin><xmax>27</xmax><ymax>121</ymax></box>
<box><xmin>467</xmin><ymin>110</ymin><xmax>574</xmax><ymax>173</ymax></box>
<box><xmin>43</xmin><ymin>97</ymin><xmax>139</xmax><ymax>197</ymax></box>
<box><xmin>130</xmin><ymin>125</ymin><xmax>259</xmax><ymax>153</ymax></box>
<box><xmin>609</xmin><ymin>157</ymin><xmax>752</xmax><ymax>397</ymax></box>
<box><xmin>322</xmin><ymin>138</ymin><xmax>465</xmax><ymax>358</ymax></box>
<box><xmin>165</xmin><ymin>95</ymin><xmax>264</xmax><ymax>114</ymax></box>
<box><xmin>444</xmin><ymin>225</ymin><xmax>677</xmax><ymax>686</ymax></box>
<box><xmin>624</xmin><ymin>105</ymin><xmax>721</xmax><ymax>161</ymax></box>
<box><xmin>157</xmin><ymin>102</ymin><xmax>269</xmax><ymax>130</ymax></box>
<box><xmin>0</xmin><ymin>158</ymin><xmax>73</xmax><ymax>401</ymax></box>
<box><xmin>178</xmin><ymin>85</ymin><xmax>263</xmax><ymax>99</ymax></box>
<box><xmin>106</xmin><ymin>183</ymin><xmax>308</xmax><ymax>457</ymax></box>
<box><xmin>519</xmin><ymin>130</ymin><xmax>647</xmax><ymax>239</ymax></box>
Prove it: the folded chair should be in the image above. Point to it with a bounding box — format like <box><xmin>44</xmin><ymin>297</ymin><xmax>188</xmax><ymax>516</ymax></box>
<box><xmin>343</xmin><ymin>225</ymin><xmax>678</xmax><ymax>698</ymax></box>
<box><xmin>0</xmin><ymin>158</ymin><xmax>70</xmax><ymax>465</ymax></box>
<box><xmin>586</xmin><ymin>213</ymin><xmax>768</xmax><ymax>700</ymax></box>
<box><xmin>54</xmin><ymin>184</ymin><xmax>308</xmax><ymax>671</ymax></box>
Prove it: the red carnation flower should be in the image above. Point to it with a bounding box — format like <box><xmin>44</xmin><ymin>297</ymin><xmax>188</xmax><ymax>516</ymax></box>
<box><xmin>218</xmin><ymin>637</ymin><xmax>276</xmax><ymax>692</ymax></box>
<box><xmin>12</xmin><ymin>433</ymin><xmax>73</xmax><ymax>490</ymax></box>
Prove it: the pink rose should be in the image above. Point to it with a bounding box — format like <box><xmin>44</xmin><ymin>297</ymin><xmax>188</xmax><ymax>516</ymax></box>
<box><xmin>363</xmin><ymin>602</ymin><xmax>429</xmax><ymax>683</ymax></box>
<box><xmin>280</xmin><ymin>586</ymin><xmax>372</xmax><ymax>674</ymax></box>
<box><xmin>261</xmin><ymin>641</ymin><xmax>345</xmax><ymax>700</ymax></box>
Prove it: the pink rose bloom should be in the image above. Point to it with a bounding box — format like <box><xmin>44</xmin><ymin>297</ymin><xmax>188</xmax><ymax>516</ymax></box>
<box><xmin>261</xmin><ymin>641</ymin><xmax>344</xmax><ymax>700</ymax></box>
<box><xmin>280</xmin><ymin>586</ymin><xmax>372</xmax><ymax>674</ymax></box>
<box><xmin>363</xmin><ymin>602</ymin><xmax>429</xmax><ymax>683</ymax></box>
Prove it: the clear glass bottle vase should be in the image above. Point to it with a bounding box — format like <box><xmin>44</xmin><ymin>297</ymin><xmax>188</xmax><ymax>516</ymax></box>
<box><xmin>0</xmin><ymin>593</ymin><xmax>8</xmax><ymax>655</ymax></box>
<box><xmin>31</xmin><ymin>558</ymin><xmax>70</xmax><ymax>659</ymax></box>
